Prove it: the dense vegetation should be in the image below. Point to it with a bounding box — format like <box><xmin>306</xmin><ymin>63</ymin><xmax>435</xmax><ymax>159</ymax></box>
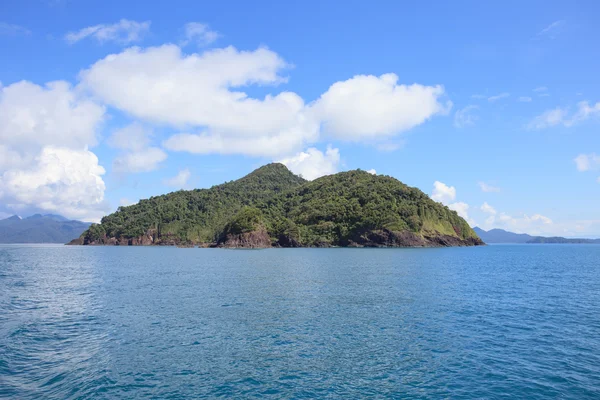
<box><xmin>79</xmin><ymin>163</ymin><xmax>481</xmax><ymax>247</ymax></box>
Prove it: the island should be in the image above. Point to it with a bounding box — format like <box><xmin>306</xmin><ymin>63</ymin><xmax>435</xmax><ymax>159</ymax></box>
<box><xmin>69</xmin><ymin>164</ymin><xmax>484</xmax><ymax>248</ymax></box>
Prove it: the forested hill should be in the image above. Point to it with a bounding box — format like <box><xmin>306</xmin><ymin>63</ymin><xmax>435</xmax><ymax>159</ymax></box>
<box><xmin>72</xmin><ymin>164</ymin><xmax>483</xmax><ymax>248</ymax></box>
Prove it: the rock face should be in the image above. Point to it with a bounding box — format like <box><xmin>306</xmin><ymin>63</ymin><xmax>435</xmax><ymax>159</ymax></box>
<box><xmin>218</xmin><ymin>228</ymin><xmax>272</xmax><ymax>249</ymax></box>
<box><xmin>67</xmin><ymin>230</ymin><xmax>157</xmax><ymax>246</ymax></box>
<box><xmin>345</xmin><ymin>229</ymin><xmax>484</xmax><ymax>248</ymax></box>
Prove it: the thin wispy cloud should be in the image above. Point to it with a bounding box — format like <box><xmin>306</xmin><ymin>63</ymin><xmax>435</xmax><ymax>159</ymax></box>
<box><xmin>0</xmin><ymin>22</ymin><xmax>31</xmax><ymax>36</ymax></box>
<box><xmin>488</xmin><ymin>93</ymin><xmax>510</xmax><ymax>102</ymax></box>
<box><xmin>518</xmin><ymin>96</ymin><xmax>532</xmax><ymax>102</ymax></box>
<box><xmin>454</xmin><ymin>105</ymin><xmax>478</xmax><ymax>128</ymax></box>
<box><xmin>479</xmin><ymin>182</ymin><xmax>501</xmax><ymax>193</ymax></box>
<box><xmin>536</xmin><ymin>20</ymin><xmax>565</xmax><ymax>39</ymax></box>
<box><xmin>527</xmin><ymin>101</ymin><xmax>600</xmax><ymax>129</ymax></box>
<box><xmin>65</xmin><ymin>19</ymin><xmax>150</xmax><ymax>44</ymax></box>
<box><xmin>181</xmin><ymin>22</ymin><xmax>220</xmax><ymax>47</ymax></box>
<box><xmin>533</xmin><ymin>86</ymin><xmax>548</xmax><ymax>93</ymax></box>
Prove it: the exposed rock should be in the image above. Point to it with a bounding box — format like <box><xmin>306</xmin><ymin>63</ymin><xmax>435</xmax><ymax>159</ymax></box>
<box><xmin>218</xmin><ymin>227</ymin><xmax>272</xmax><ymax>249</ymax></box>
<box><xmin>345</xmin><ymin>228</ymin><xmax>484</xmax><ymax>248</ymax></box>
<box><xmin>66</xmin><ymin>237</ymin><xmax>84</xmax><ymax>245</ymax></box>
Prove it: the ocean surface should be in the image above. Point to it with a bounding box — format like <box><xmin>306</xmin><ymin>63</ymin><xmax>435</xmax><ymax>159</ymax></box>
<box><xmin>1</xmin><ymin>244</ymin><xmax>599</xmax><ymax>399</ymax></box>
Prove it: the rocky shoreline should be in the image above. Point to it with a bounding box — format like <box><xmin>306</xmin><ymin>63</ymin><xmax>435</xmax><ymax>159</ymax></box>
<box><xmin>67</xmin><ymin>228</ymin><xmax>485</xmax><ymax>248</ymax></box>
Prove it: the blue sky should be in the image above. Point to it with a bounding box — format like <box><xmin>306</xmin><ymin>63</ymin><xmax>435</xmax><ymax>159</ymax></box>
<box><xmin>1</xmin><ymin>0</ymin><xmax>599</xmax><ymax>237</ymax></box>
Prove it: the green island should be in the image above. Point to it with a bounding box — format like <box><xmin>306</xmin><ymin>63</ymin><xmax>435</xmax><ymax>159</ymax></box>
<box><xmin>70</xmin><ymin>164</ymin><xmax>484</xmax><ymax>248</ymax></box>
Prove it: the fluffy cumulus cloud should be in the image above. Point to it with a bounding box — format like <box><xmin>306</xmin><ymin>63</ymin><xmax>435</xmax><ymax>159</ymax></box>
<box><xmin>480</xmin><ymin>202</ymin><xmax>497</xmax><ymax>215</ymax></box>
<box><xmin>81</xmin><ymin>44</ymin><xmax>320</xmax><ymax>158</ymax></box>
<box><xmin>448</xmin><ymin>201</ymin><xmax>469</xmax><ymax>219</ymax></box>
<box><xmin>65</xmin><ymin>19</ymin><xmax>151</xmax><ymax>44</ymax></box>
<box><xmin>0</xmin><ymin>80</ymin><xmax>107</xmax><ymax>221</ymax></box>
<box><xmin>0</xmin><ymin>80</ymin><xmax>105</xmax><ymax>151</ymax></box>
<box><xmin>182</xmin><ymin>22</ymin><xmax>220</xmax><ymax>46</ymax></box>
<box><xmin>108</xmin><ymin>123</ymin><xmax>167</xmax><ymax>173</ymax></box>
<box><xmin>430</xmin><ymin>181</ymin><xmax>475</xmax><ymax>225</ymax></box>
<box><xmin>431</xmin><ymin>181</ymin><xmax>456</xmax><ymax>204</ymax></box>
<box><xmin>0</xmin><ymin>147</ymin><xmax>107</xmax><ymax>221</ymax></box>
<box><xmin>312</xmin><ymin>73</ymin><xmax>450</xmax><ymax>140</ymax></box>
<box><xmin>81</xmin><ymin>45</ymin><xmax>449</xmax><ymax>158</ymax></box>
<box><xmin>163</xmin><ymin>168</ymin><xmax>191</xmax><ymax>188</ymax></box>
<box><xmin>528</xmin><ymin>101</ymin><xmax>600</xmax><ymax>129</ymax></box>
<box><xmin>454</xmin><ymin>105</ymin><xmax>478</xmax><ymax>128</ymax></box>
<box><xmin>366</xmin><ymin>169</ymin><xmax>376</xmax><ymax>175</ymax></box>
<box><xmin>278</xmin><ymin>146</ymin><xmax>340</xmax><ymax>180</ymax></box>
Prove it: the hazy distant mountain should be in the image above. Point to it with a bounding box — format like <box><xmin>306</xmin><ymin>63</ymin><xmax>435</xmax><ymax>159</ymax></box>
<box><xmin>474</xmin><ymin>227</ymin><xmax>600</xmax><ymax>244</ymax></box>
<box><xmin>473</xmin><ymin>227</ymin><xmax>533</xmax><ymax>243</ymax></box>
<box><xmin>0</xmin><ymin>214</ymin><xmax>91</xmax><ymax>243</ymax></box>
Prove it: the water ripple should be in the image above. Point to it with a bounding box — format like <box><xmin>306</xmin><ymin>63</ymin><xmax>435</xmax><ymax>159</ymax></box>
<box><xmin>1</xmin><ymin>244</ymin><xmax>599</xmax><ymax>398</ymax></box>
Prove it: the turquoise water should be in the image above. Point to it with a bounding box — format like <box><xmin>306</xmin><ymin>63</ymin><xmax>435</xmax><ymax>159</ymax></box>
<box><xmin>1</xmin><ymin>244</ymin><xmax>599</xmax><ymax>399</ymax></box>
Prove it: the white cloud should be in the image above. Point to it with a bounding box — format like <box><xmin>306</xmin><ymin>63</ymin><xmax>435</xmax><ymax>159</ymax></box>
<box><xmin>0</xmin><ymin>147</ymin><xmax>107</xmax><ymax>222</ymax></box>
<box><xmin>0</xmin><ymin>80</ymin><xmax>105</xmax><ymax>151</ymax></box>
<box><xmin>471</xmin><ymin>94</ymin><xmax>486</xmax><ymax>100</ymax></box>
<box><xmin>481</xmin><ymin>202</ymin><xmax>497</xmax><ymax>215</ymax></box>
<box><xmin>533</xmin><ymin>86</ymin><xmax>548</xmax><ymax>93</ymax></box>
<box><xmin>108</xmin><ymin>123</ymin><xmax>167</xmax><ymax>173</ymax></box>
<box><xmin>0</xmin><ymin>22</ymin><xmax>31</xmax><ymax>36</ymax></box>
<box><xmin>574</xmin><ymin>153</ymin><xmax>600</xmax><ymax>172</ymax></box>
<box><xmin>478</xmin><ymin>181</ymin><xmax>500</xmax><ymax>193</ymax></box>
<box><xmin>569</xmin><ymin>101</ymin><xmax>600</xmax><ymax>125</ymax></box>
<box><xmin>312</xmin><ymin>73</ymin><xmax>450</xmax><ymax>140</ymax></box>
<box><xmin>82</xmin><ymin>45</ymin><xmax>321</xmax><ymax>157</ymax></box>
<box><xmin>454</xmin><ymin>105</ymin><xmax>478</xmax><ymax>128</ymax></box>
<box><xmin>488</xmin><ymin>92</ymin><xmax>510</xmax><ymax>102</ymax></box>
<box><xmin>518</xmin><ymin>96</ymin><xmax>532</xmax><ymax>102</ymax></box>
<box><xmin>527</xmin><ymin>107</ymin><xmax>567</xmax><ymax>129</ymax></box>
<box><xmin>0</xmin><ymin>80</ymin><xmax>107</xmax><ymax>221</ymax></box>
<box><xmin>528</xmin><ymin>101</ymin><xmax>600</xmax><ymax>129</ymax></box>
<box><xmin>65</xmin><ymin>19</ymin><xmax>150</xmax><ymax>44</ymax></box>
<box><xmin>113</xmin><ymin>148</ymin><xmax>167</xmax><ymax>173</ymax></box>
<box><xmin>81</xmin><ymin>45</ymin><xmax>448</xmax><ymax>158</ymax></box>
<box><xmin>108</xmin><ymin>122</ymin><xmax>151</xmax><ymax>151</ymax></box>
<box><xmin>486</xmin><ymin>212</ymin><xmax>553</xmax><ymax>235</ymax></box>
<box><xmin>163</xmin><ymin>168</ymin><xmax>191</xmax><ymax>188</ymax></box>
<box><xmin>278</xmin><ymin>146</ymin><xmax>340</xmax><ymax>180</ymax></box>
<box><xmin>182</xmin><ymin>22</ymin><xmax>220</xmax><ymax>46</ymax></box>
<box><xmin>431</xmin><ymin>181</ymin><xmax>456</xmax><ymax>204</ymax></box>
<box><xmin>537</xmin><ymin>20</ymin><xmax>565</xmax><ymax>39</ymax></box>
<box><xmin>449</xmin><ymin>202</ymin><xmax>469</xmax><ymax>219</ymax></box>
<box><xmin>366</xmin><ymin>169</ymin><xmax>376</xmax><ymax>175</ymax></box>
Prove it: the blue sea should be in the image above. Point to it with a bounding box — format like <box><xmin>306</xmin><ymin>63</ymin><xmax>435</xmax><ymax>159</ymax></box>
<box><xmin>1</xmin><ymin>244</ymin><xmax>599</xmax><ymax>399</ymax></box>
